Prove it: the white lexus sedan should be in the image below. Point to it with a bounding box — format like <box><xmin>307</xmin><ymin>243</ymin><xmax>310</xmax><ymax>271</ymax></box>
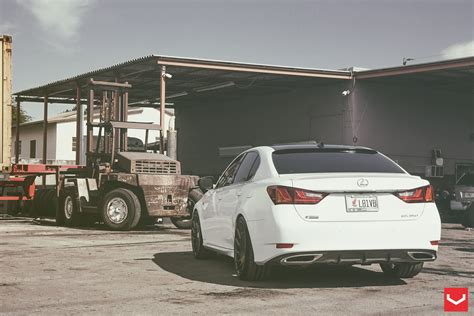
<box><xmin>191</xmin><ymin>144</ymin><xmax>441</xmax><ymax>281</ymax></box>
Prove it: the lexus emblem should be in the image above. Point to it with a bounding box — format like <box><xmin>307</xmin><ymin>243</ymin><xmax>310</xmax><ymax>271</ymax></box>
<box><xmin>357</xmin><ymin>178</ymin><xmax>369</xmax><ymax>187</ymax></box>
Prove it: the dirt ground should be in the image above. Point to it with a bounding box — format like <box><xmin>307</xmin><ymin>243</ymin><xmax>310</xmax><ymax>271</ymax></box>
<box><xmin>0</xmin><ymin>218</ymin><xmax>473</xmax><ymax>315</ymax></box>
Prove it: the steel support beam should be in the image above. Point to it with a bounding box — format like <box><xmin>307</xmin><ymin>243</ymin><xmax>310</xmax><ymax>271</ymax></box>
<box><xmin>42</xmin><ymin>96</ymin><xmax>48</xmax><ymax>164</ymax></box>
<box><xmin>75</xmin><ymin>85</ymin><xmax>83</xmax><ymax>165</ymax></box>
<box><xmin>86</xmin><ymin>88</ymin><xmax>94</xmax><ymax>168</ymax></box>
<box><xmin>42</xmin><ymin>96</ymin><xmax>48</xmax><ymax>186</ymax></box>
<box><xmin>121</xmin><ymin>84</ymin><xmax>128</xmax><ymax>151</ymax></box>
<box><xmin>157</xmin><ymin>59</ymin><xmax>351</xmax><ymax>80</ymax></box>
<box><xmin>159</xmin><ymin>66</ymin><xmax>166</xmax><ymax>154</ymax></box>
<box><xmin>15</xmin><ymin>97</ymin><xmax>20</xmax><ymax>164</ymax></box>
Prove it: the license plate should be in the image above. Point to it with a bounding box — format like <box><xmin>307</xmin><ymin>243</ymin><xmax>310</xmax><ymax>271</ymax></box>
<box><xmin>345</xmin><ymin>195</ymin><xmax>379</xmax><ymax>212</ymax></box>
<box><xmin>463</xmin><ymin>192</ymin><xmax>474</xmax><ymax>199</ymax></box>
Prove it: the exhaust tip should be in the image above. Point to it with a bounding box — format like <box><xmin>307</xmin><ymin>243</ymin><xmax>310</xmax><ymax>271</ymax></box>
<box><xmin>407</xmin><ymin>251</ymin><xmax>436</xmax><ymax>261</ymax></box>
<box><xmin>280</xmin><ymin>254</ymin><xmax>323</xmax><ymax>265</ymax></box>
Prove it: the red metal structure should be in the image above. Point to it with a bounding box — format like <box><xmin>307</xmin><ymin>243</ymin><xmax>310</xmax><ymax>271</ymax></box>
<box><xmin>0</xmin><ymin>164</ymin><xmax>85</xmax><ymax>203</ymax></box>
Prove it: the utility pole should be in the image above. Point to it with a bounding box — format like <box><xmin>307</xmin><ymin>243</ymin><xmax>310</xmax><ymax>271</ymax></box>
<box><xmin>0</xmin><ymin>35</ymin><xmax>12</xmax><ymax>169</ymax></box>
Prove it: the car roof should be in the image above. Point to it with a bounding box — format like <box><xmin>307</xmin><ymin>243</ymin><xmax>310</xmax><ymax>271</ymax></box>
<box><xmin>270</xmin><ymin>143</ymin><xmax>376</xmax><ymax>152</ymax></box>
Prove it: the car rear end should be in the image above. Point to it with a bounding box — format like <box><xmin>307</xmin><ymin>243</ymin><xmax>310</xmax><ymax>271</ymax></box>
<box><xmin>251</xmin><ymin>146</ymin><xmax>441</xmax><ymax>268</ymax></box>
<box><xmin>453</xmin><ymin>173</ymin><xmax>474</xmax><ymax>209</ymax></box>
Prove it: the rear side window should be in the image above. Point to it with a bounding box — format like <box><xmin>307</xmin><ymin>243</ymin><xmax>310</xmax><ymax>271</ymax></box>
<box><xmin>233</xmin><ymin>152</ymin><xmax>259</xmax><ymax>184</ymax></box>
<box><xmin>215</xmin><ymin>154</ymin><xmax>245</xmax><ymax>188</ymax></box>
<box><xmin>457</xmin><ymin>173</ymin><xmax>474</xmax><ymax>186</ymax></box>
<box><xmin>272</xmin><ymin>149</ymin><xmax>405</xmax><ymax>174</ymax></box>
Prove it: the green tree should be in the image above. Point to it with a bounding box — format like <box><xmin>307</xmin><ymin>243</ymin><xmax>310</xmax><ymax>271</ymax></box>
<box><xmin>12</xmin><ymin>104</ymin><xmax>31</xmax><ymax>124</ymax></box>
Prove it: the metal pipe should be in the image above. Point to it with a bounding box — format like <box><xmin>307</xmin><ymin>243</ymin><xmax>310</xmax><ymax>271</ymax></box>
<box><xmin>158</xmin><ymin>59</ymin><xmax>351</xmax><ymax>80</ymax></box>
<box><xmin>42</xmin><ymin>95</ymin><xmax>48</xmax><ymax>187</ymax></box>
<box><xmin>86</xmin><ymin>87</ymin><xmax>94</xmax><ymax>168</ymax></box>
<box><xmin>42</xmin><ymin>96</ymin><xmax>48</xmax><ymax>164</ymax></box>
<box><xmin>113</xmin><ymin>77</ymin><xmax>120</xmax><ymax>154</ymax></box>
<box><xmin>122</xmin><ymin>84</ymin><xmax>128</xmax><ymax>151</ymax></box>
<box><xmin>89</xmin><ymin>80</ymin><xmax>132</xmax><ymax>89</ymax></box>
<box><xmin>159</xmin><ymin>66</ymin><xmax>166</xmax><ymax>154</ymax></box>
<box><xmin>75</xmin><ymin>85</ymin><xmax>83</xmax><ymax>165</ymax></box>
<box><xmin>15</xmin><ymin>97</ymin><xmax>20</xmax><ymax>164</ymax></box>
<box><xmin>167</xmin><ymin>130</ymin><xmax>177</xmax><ymax>160</ymax></box>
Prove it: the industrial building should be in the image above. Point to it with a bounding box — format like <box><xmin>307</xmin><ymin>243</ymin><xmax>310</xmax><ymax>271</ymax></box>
<box><xmin>13</xmin><ymin>55</ymin><xmax>474</xmax><ymax>189</ymax></box>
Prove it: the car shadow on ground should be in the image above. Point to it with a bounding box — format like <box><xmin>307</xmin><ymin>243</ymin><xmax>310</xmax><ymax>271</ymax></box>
<box><xmin>152</xmin><ymin>251</ymin><xmax>406</xmax><ymax>289</ymax></box>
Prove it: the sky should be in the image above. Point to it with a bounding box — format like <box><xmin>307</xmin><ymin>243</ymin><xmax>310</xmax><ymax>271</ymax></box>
<box><xmin>1</xmin><ymin>0</ymin><xmax>473</xmax><ymax>119</ymax></box>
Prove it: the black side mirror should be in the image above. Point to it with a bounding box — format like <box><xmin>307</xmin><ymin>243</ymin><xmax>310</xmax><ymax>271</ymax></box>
<box><xmin>198</xmin><ymin>176</ymin><xmax>214</xmax><ymax>193</ymax></box>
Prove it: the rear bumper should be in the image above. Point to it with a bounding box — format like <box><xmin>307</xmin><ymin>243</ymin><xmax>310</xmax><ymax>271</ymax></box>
<box><xmin>247</xmin><ymin>203</ymin><xmax>441</xmax><ymax>264</ymax></box>
<box><xmin>269</xmin><ymin>249</ymin><xmax>437</xmax><ymax>267</ymax></box>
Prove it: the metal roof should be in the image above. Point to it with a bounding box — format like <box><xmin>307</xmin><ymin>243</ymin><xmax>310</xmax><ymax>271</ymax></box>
<box><xmin>357</xmin><ymin>56</ymin><xmax>474</xmax><ymax>92</ymax></box>
<box><xmin>14</xmin><ymin>55</ymin><xmax>474</xmax><ymax>105</ymax></box>
<box><xmin>14</xmin><ymin>55</ymin><xmax>351</xmax><ymax>106</ymax></box>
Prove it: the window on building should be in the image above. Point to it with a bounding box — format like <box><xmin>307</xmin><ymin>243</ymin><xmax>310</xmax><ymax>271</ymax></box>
<box><xmin>15</xmin><ymin>141</ymin><xmax>21</xmax><ymax>155</ymax></box>
<box><xmin>30</xmin><ymin>140</ymin><xmax>36</xmax><ymax>158</ymax></box>
<box><xmin>72</xmin><ymin>137</ymin><xmax>76</xmax><ymax>151</ymax></box>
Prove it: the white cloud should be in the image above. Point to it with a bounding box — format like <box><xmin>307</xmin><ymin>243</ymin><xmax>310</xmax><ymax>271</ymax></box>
<box><xmin>441</xmin><ymin>40</ymin><xmax>474</xmax><ymax>59</ymax></box>
<box><xmin>16</xmin><ymin>0</ymin><xmax>94</xmax><ymax>47</ymax></box>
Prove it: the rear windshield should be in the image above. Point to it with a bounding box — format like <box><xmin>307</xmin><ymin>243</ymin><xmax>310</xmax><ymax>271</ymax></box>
<box><xmin>457</xmin><ymin>173</ymin><xmax>474</xmax><ymax>186</ymax></box>
<box><xmin>272</xmin><ymin>149</ymin><xmax>405</xmax><ymax>174</ymax></box>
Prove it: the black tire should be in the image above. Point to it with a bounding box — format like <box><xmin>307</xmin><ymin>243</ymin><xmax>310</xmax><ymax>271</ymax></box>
<box><xmin>234</xmin><ymin>216</ymin><xmax>268</xmax><ymax>281</ymax></box>
<box><xmin>32</xmin><ymin>188</ymin><xmax>46</xmax><ymax>217</ymax></box>
<box><xmin>462</xmin><ymin>203</ymin><xmax>474</xmax><ymax>228</ymax></box>
<box><xmin>171</xmin><ymin>217</ymin><xmax>192</xmax><ymax>229</ymax></box>
<box><xmin>101</xmin><ymin>188</ymin><xmax>141</xmax><ymax>231</ymax></box>
<box><xmin>173</xmin><ymin>189</ymin><xmax>204</xmax><ymax>229</ymax></box>
<box><xmin>380</xmin><ymin>262</ymin><xmax>424</xmax><ymax>278</ymax></box>
<box><xmin>191</xmin><ymin>211</ymin><xmax>213</xmax><ymax>259</ymax></box>
<box><xmin>59</xmin><ymin>188</ymin><xmax>81</xmax><ymax>227</ymax></box>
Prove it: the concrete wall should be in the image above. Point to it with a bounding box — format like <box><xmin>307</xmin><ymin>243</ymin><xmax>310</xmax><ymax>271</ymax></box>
<box><xmin>176</xmin><ymin>81</ymin><xmax>348</xmax><ymax>176</ymax></box>
<box><xmin>12</xmin><ymin>123</ymin><xmax>56</xmax><ymax>160</ymax></box>
<box><xmin>347</xmin><ymin>80</ymin><xmax>474</xmax><ymax>176</ymax></box>
<box><xmin>176</xmin><ymin>78</ymin><xmax>473</xmax><ymax>179</ymax></box>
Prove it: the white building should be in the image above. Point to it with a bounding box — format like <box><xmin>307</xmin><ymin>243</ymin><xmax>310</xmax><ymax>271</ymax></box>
<box><xmin>12</xmin><ymin>107</ymin><xmax>174</xmax><ymax>165</ymax></box>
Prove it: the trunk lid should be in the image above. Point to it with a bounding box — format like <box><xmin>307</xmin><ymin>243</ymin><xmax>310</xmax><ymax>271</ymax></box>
<box><xmin>282</xmin><ymin>173</ymin><xmax>429</xmax><ymax>222</ymax></box>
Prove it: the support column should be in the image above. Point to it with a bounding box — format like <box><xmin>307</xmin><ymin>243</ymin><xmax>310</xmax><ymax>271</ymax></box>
<box><xmin>159</xmin><ymin>66</ymin><xmax>166</xmax><ymax>154</ymax></box>
<box><xmin>42</xmin><ymin>96</ymin><xmax>48</xmax><ymax>187</ymax></box>
<box><xmin>42</xmin><ymin>96</ymin><xmax>48</xmax><ymax>164</ymax></box>
<box><xmin>75</xmin><ymin>85</ymin><xmax>83</xmax><ymax>165</ymax></box>
<box><xmin>86</xmin><ymin>87</ymin><xmax>94</xmax><ymax>168</ymax></box>
<box><xmin>122</xmin><ymin>84</ymin><xmax>128</xmax><ymax>151</ymax></box>
<box><xmin>15</xmin><ymin>97</ymin><xmax>20</xmax><ymax>164</ymax></box>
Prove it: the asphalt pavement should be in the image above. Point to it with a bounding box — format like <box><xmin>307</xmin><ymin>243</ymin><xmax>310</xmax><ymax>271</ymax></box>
<box><xmin>0</xmin><ymin>218</ymin><xmax>473</xmax><ymax>315</ymax></box>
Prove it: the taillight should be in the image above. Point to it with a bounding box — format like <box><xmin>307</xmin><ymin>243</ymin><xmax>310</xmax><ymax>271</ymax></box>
<box><xmin>267</xmin><ymin>186</ymin><xmax>327</xmax><ymax>205</ymax></box>
<box><xmin>395</xmin><ymin>185</ymin><xmax>434</xmax><ymax>203</ymax></box>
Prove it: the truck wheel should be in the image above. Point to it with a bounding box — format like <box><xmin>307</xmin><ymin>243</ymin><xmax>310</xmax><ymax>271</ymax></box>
<box><xmin>59</xmin><ymin>188</ymin><xmax>81</xmax><ymax>227</ymax></box>
<box><xmin>101</xmin><ymin>188</ymin><xmax>141</xmax><ymax>231</ymax></box>
<box><xmin>173</xmin><ymin>189</ymin><xmax>202</xmax><ymax>229</ymax></box>
<box><xmin>171</xmin><ymin>217</ymin><xmax>192</xmax><ymax>229</ymax></box>
<box><xmin>380</xmin><ymin>262</ymin><xmax>423</xmax><ymax>278</ymax></box>
<box><xmin>462</xmin><ymin>203</ymin><xmax>474</xmax><ymax>228</ymax></box>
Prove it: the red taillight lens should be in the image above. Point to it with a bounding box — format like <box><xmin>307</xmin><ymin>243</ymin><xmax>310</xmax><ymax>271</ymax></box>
<box><xmin>395</xmin><ymin>185</ymin><xmax>434</xmax><ymax>203</ymax></box>
<box><xmin>267</xmin><ymin>186</ymin><xmax>327</xmax><ymax>205</ymax></box>
<box><xmin>276</xmin><ymin>243</ymin><xmax>294</xmax><ymax>249</ymax></box>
